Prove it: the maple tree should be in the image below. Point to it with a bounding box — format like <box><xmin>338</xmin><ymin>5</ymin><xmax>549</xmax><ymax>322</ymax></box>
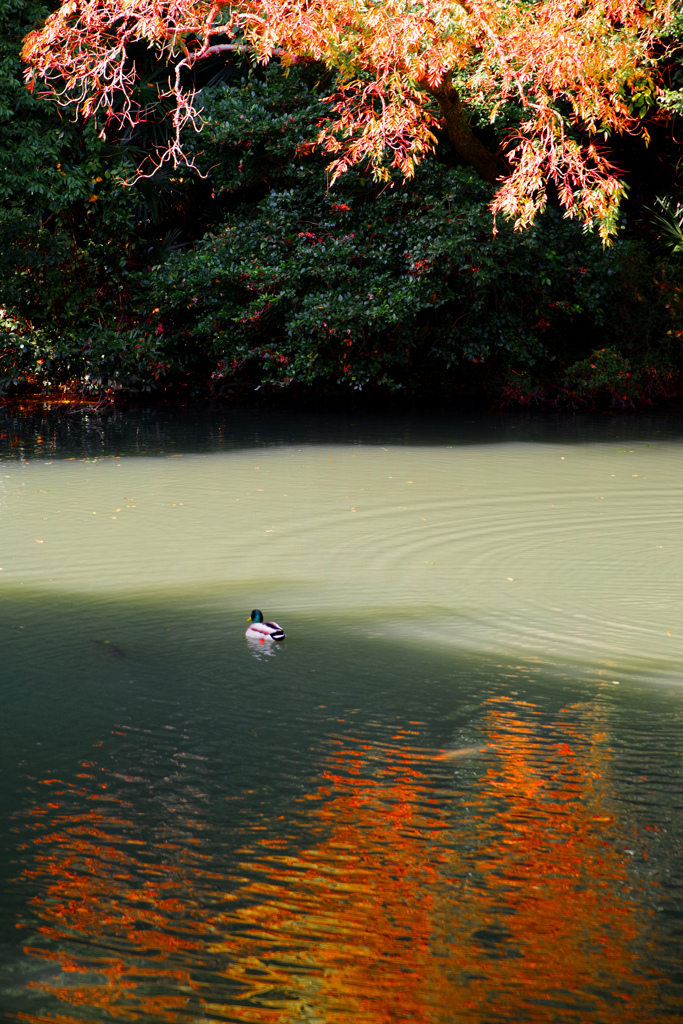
<box><xmin>21</xmin><ymin>0</ymin><xmax>675</xmax><ymax>242</ymax></box>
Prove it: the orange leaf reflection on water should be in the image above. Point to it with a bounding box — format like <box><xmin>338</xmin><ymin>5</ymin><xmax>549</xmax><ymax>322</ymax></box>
<box><xmin>422</xmin><ymin>696</ymin><xmax>667</xmax><ymax>1020</ymax></box>
<box><xmin>13</xmin><ymin>699</ymin><xmax>678</xmax><ymax>1024</ymax></box>
<box><xmin>16</xmin><ymin>801</ymin><xmax>208</xmax><ymax>1023</ymax></box>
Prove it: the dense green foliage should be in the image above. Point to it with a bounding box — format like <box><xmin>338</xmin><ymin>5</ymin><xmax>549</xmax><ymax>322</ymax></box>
<box><xmin>0</xmin><ymin>0</ymin><xmax>190</xmax><ymax>395</ymax></box>
<box><xmin>2</xmin><ymin>0</ymin><xmax>683</xmax><ymax>407</ymax></box>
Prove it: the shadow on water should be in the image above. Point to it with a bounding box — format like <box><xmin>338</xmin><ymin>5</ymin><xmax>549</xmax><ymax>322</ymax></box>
<box><xmin>3</xmin><ymin>404</ymin><xmax>683</xmax><ymax>461</ymax></box>
<box><xmin>0</xmin><ymin>588</ymin><xmax>681</xmax><ymax>1023</ymax></box>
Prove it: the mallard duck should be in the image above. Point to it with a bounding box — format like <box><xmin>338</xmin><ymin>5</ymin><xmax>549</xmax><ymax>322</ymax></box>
<box><xmin>246</xmin><ymin>610</ymin><xmax>286</xmax><ymax>642</ymax></box>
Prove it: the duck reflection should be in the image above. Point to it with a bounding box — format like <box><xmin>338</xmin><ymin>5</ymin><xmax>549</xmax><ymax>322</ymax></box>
<box><xmin>13</xmin><ymin>696</ymin><xmax>677</xmax><ymax>1024</ymax></box>
<box><xmin>246</xmin><ymin>637</ymin><xmax>283</xmax><ymax>660</ymax></box>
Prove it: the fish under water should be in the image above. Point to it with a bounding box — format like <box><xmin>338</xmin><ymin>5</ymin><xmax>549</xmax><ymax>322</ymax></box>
<box><xmin>92</xmin><ymin>640</ymin><xmax>125</xmax><ymax>659</ymax></box>
<box><xmin>434</xmin><ymin>745</ymin><xmax>490</xmax><ymax>760</ymax></box>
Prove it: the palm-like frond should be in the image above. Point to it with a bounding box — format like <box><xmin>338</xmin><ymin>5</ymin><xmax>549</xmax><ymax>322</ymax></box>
<box><xmin>646</xmin><ymin>195</ymin><xmax>683</xmax><ymax>256</ymax></box>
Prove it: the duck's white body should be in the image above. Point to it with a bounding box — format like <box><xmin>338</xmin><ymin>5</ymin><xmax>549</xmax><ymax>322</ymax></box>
<box><xmin>246</xmin><ymin>619</ymin><xmax>285</xmax><ymax>642</ymax></box>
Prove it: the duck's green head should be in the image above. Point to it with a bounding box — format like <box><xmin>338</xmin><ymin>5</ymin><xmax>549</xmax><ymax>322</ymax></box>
<box><xmin>249</xmin><ymin>610</ymin><xmax>264</xmax><ymax>623</ymax></box>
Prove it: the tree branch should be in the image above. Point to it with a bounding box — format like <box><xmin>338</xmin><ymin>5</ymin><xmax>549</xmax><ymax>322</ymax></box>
<box><xmin>418</xmin><ymin>73</ymin><xmax>498</xmax><ymax>183</ymax></box>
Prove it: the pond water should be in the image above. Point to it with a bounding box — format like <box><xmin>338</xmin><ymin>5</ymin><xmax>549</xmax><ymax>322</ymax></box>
<box><xmin>0</xmin><ymin>407</ymin><xmax>681</xmax><ymax>1024</ymax></box>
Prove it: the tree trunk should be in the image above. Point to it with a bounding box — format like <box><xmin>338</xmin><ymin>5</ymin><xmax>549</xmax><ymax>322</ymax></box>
<box><xmin>418</xmin><ymin>74</ymin><xmax>499</xmax><ymax>183</ymax></box>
